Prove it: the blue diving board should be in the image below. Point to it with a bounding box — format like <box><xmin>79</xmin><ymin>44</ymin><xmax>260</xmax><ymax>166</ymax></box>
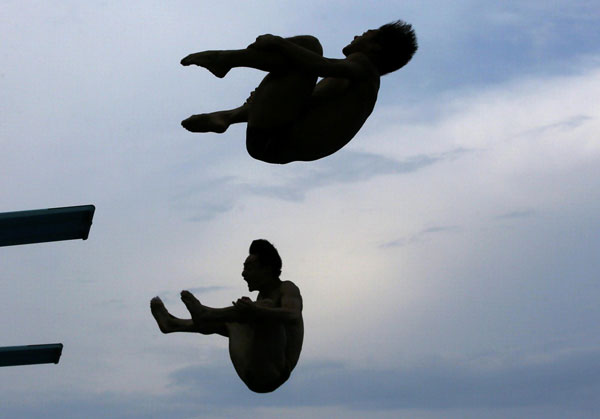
<box><xmin>0</xmin><ymin>205</ymin><xmax>95</xmax><ymax>247</ymax></box>
<box><xmin>0</xmin><ymin>343</ymin><xmax>63</xmax><ymax>367</ymax></box>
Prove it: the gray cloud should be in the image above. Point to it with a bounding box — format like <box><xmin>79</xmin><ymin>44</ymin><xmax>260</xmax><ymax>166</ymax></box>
<box><xmin>248</xmin><ymin>148</ymin><xmax>472</xmax><ymax>202</ymax></box>
<box><xmin>381</xmin><ymin>225</ymin><xmax>461</xmax><ymax>248</ymax></box>
<box><xmin>173</xmin><ymin>149</ymin><xmax>472</xmax><ymax>221</ymax></box>
<box><xmin>4</xmin><ymin>350</ymin><xmax>599</xmax><ymax>418</ymax></box>
<box><xmin>0</xmin><ymin>392</ymin><xmax>201</xmax><ymax>419</ymax></box>
<box><xmin>170</xmin><ymin>176</ymin><xmax>238</xmax><ymax>221</ymax></box>
<box><xmin>520</xmin><ymin>115</ymin><xmax>593</xmax><ymax>138</ymax></box>
<box><xmin>165</xmin><ymin>349</ymin><xmax>600</xmax><ymax>411</ymax></box>
<box><xmin>187</xmin><ymin>202</ymin><xmax>235</xmax><ymax>222</ymax></box>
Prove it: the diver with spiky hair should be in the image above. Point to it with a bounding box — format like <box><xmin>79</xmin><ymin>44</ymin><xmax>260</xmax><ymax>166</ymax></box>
<box><xmin>181</xmin><ymin>21</ymin><xmax>417</xmax><ymax>164</ymax></box>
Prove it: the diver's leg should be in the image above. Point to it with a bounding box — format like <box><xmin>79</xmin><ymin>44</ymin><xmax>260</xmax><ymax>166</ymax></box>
<box><xmin>181</xmin><ymin>36</ymin><xmax>323</xmax><ymax>144</ymax></box>
<box><xmin>150</xmin><ymin>296</ymin><xmax>228</xmax><ymax>336</ymax></box>
<box><xmin>240</xmin><ymin>36</ymin><xmax>322</xmax><ymax>163</ymax></box>
<box><xmin>181</xmin><ymin>103</ymin><xmax>248</xmax><ymax>133</ymax></box>
<box><xmin>226</xmin><ymin>299</ymin><xmax>289</xmax><ymax>393</ymax></box>
<box><xmin>226</xmin><ymin>320</ymin><xmax>289</xmax><ymax>393</ymax></box>
<box><xmin>180</xmin><ymin>35</ymin><xmax>321</xmax><ymax>77</ymax></box>
<box><xmin>176</xmin><ymin>292</ymin><xmax>291</xmax><ymax>392</ymax></box>
<box><xmin>180</xmin><ymin>290</ymin><xmax>246</xmax><ymax>323</ymax></box>
<box><xmin>150</xmin><ymin>297</ymin><xmax>196</xmax><ymax>333</ymax></box>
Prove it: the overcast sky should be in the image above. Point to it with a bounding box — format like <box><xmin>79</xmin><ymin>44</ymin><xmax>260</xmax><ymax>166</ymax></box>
<box><xmin>2</xmin><ymin>1</ymin><xmax>600</xmax><ymax>418</ymax></box>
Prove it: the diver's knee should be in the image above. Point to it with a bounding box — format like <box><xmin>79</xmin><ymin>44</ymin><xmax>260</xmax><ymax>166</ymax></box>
<box><xmin>286</xmin><ymin>35</ymin><xmax>323</xmax><ymax>56</ymax></box>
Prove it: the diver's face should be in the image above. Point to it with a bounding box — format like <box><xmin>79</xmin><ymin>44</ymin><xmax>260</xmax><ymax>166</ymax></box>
<box><xmin>242</xmin><ymin>254</ymin><xmax>269</xmax><ymax>292</ymax></box>
<box><xmin>343</xmin><ymin>29</ymin><xmax>379</xmax><ymax>56</ymax></box>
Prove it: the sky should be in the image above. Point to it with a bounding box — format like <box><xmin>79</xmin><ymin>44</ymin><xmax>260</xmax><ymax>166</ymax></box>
<box><xmin>1</xmin><ymin>0</ymin><xmax>600</xmax><ymax>418</ymax></box>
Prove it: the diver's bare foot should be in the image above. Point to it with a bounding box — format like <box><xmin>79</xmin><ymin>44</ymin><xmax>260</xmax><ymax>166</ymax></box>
<box><xmin>180</xmin><ymin>290</ymin><xmax>207</xmax><ymax>323</ymax></box>
<box><xmin>181</xmin><ymin>111</ymin><xmax>230</xmax><ymax>133</ymax></box>
<box><xmin>150</xmin><ymin>297</ymin><xmax>178</xmax><ymax>334</ymax></box>
<box><xmin>180</xmin><ymin>51</ymin><xmax>230</xmax><ymax>78</ymax></box>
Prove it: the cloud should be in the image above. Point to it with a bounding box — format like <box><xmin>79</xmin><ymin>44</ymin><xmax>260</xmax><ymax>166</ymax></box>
<box><xmin>519</xmin><ymin>114</ymin><xmax>593</xmax><ymax>137</ymax></box>
<box><xmin>165</xmin><ymin>348</ymin><xmax>600</xmax><ymax>411</ymax></box>
<box><xmin>380</xmin><ymin>225</ymin><xmax>461</xmax><ymax>248</ymax></box>
<box><xmin>172</xmin><ymin>148</ymin><xmax>471</xmax><ymax>221</ymax></box>
<box><xmin>0</xmin><ymin>392</ymin><xmax>201</xmax><ymax>419</ymax></box>
<box><xmin>4</xmin><ymin>349</ymin><xmax>599</xmax><ymax>418</ymax></box>
<box><xmin>170</xmin><ymin>176</ymin><xmax>238</xmax><ymax>221</ymax></box>
<box><xmin>247</xmin><ymin>149</ymin><xmax>471</xmax><ymax>201</ymax></box>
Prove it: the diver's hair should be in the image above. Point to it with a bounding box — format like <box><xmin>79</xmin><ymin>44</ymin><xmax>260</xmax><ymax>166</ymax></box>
<box><xmin>249</xmin><ymin>239</ymin><xmax>282</xmax><ymax>278</ymax></box>
<box><xmin>374</xmin><ymin>20</ymin><xmax>418</xmax><ymax>75</ymax></box>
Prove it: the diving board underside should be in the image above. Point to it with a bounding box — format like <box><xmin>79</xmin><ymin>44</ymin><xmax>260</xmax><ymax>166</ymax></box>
<box><xmin>0</xmin><ymin>205</ymin><xmax>95</xmax><ymax>247</ymax></box>
<box><xmin>0</xmin><ymin>343</ymin><xmax>63</xmax><ymax>367</ymax></box>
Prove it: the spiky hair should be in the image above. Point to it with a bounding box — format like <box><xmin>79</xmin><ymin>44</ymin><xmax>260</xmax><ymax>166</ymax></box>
<box><xmin>374</xmin><ymin>20</ymin><xmax>418</xmax><ymax>75</ymax></box>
